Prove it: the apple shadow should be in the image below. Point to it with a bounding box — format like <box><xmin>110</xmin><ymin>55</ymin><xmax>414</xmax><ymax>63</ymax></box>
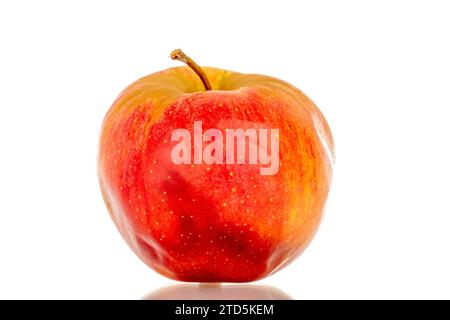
<box><xmin>143</xmin><ymin>283</ymin><xmax>292</xmax><ymax>300</ymax></box>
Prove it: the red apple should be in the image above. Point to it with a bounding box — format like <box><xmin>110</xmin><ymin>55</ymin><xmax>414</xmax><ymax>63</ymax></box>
<box><xmin>98</xmin><ymin>50</ymin><xmax>334</xmax><ymax>282</ymax></box>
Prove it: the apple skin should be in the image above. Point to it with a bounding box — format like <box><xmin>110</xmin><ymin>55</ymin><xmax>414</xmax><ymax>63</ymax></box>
<box><xmin>98</xmin><ymin>66</ymin><xmax>334</xmax><ymax>282</ymax></box>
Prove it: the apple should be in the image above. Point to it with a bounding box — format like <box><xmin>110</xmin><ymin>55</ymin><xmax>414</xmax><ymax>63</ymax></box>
<box><xmin>98</xmin><ymin>49</ymin><xmax>334</xmax><ymax>282</ymax></box>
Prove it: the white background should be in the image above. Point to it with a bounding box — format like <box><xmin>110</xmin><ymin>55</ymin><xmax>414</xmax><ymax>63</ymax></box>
<box><xmin>0</xmin><ymin>0</ymin><xmax>449</xmax><ymax>299</ymax></box>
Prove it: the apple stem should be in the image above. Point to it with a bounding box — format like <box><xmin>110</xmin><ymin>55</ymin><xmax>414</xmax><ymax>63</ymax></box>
<box><xmin>171</xmin><ymin>49</ymin><xmax>212</xmax><ymax>91</ymax></box>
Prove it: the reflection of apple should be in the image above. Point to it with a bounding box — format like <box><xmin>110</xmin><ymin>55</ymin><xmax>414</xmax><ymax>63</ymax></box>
<box><xmin>144</xmin><ymin>284</ymin><xmax>292</xmax><ymax>300</ymax></box>
<box><xmin>98</xmin><ymin>50</ymin><xmax>334</xmax><ymax>282</ymax></box>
